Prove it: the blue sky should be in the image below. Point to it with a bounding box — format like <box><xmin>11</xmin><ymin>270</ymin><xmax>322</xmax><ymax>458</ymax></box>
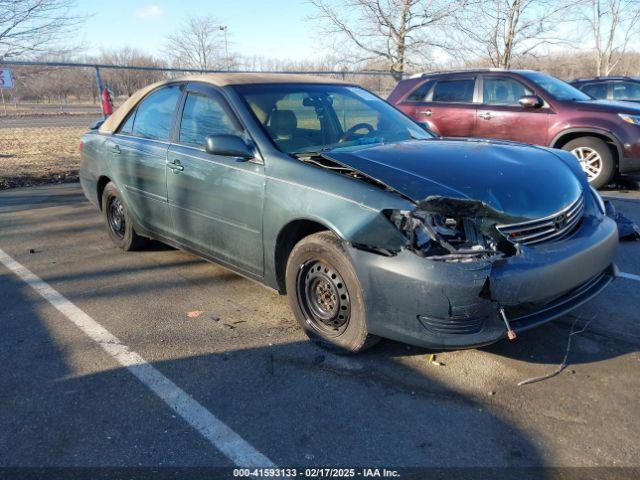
<box><xmin>76</xmin><ymin>0</ymin><xmax>325</xmax><ymax>61</ymax></box>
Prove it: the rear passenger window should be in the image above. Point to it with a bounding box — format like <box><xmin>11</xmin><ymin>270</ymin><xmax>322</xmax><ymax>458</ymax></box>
<box><xmin>483</xmin><ymin>77</ymin><xmax>532</xmax><ymax>105</ymax></box>
<box><xmin>118</xmin><ymin>110</ymin><xmax>136</xmax><ymax>135</ymax></box>
<box><xmin>432</xmin><ymin>79</ymin><xmax>475</xmax><ymax>103</ymax></box>
<box><xmin>581</xmin><ymin>83</ymin><xmax>608</xmax><ymax>99</ymax></box>
<box><xmin>179</xmin><ymin>92</ymin><xmax>242</xmax><ymax>147</ymax></box>
<box><xmin>131</xmin><ymin>85</ymin><xmax>181</xmax><ymax>141</ymax></box>
<box><xmin>406</xmin><ymin>81</ymin><xmax>433</xmax><ymax>101</ymax></box>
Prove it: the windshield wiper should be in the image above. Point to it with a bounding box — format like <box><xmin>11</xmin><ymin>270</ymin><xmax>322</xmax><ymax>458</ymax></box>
<box><xmin>291</xmin><ymin>148</ymin><xmax>333</xmax><ymax>159</ymax></box>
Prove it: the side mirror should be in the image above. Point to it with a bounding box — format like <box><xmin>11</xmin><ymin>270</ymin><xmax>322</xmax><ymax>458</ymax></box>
<box><xmin>518</xmin><ymin>95</ymin><xmax>544</xmax><ymax>109</ymax></box>
<box><xmin>204</xmin><ymin>134</ymin><xmax>254</xmax><ymax>160</ymax></box>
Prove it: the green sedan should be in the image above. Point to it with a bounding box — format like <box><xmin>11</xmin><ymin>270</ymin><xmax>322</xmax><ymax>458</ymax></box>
<box><xmin>80</xmin><ymin>74</ymin><xmax>617</xmax><ymax>353</ymax></box>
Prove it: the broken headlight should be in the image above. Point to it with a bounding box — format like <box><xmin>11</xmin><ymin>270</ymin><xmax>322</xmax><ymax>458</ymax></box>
<box><xmin>389</xmin><ymin>210</ymin><xmax>509</xmax><ymax>261</ymax></box>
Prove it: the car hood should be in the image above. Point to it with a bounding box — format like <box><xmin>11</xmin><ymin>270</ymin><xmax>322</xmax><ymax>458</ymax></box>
<box><xmin>322</xmin><ymin>138</ymin><xmax>584</xmax><ymax>222</ymax></box>
<box><xmin>571</xmin><ymin>99</ymin><xmax>640</xmax><ymax>114</ymax></box>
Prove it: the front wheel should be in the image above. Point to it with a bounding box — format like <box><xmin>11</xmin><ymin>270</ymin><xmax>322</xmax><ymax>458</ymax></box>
<box><xmin>101</xmin><ymin>182</ymin><xmax>147</xmax><ymax>251</ymax></box>
<box><xmin>285</xmin><ymin>231</ymin><xmax>379</xmax><ymax>354</ymax></box>
<box><xmin>562</xmin><ymin>136</ymin><xmax>615</xmax><ymax>188</ymax></box>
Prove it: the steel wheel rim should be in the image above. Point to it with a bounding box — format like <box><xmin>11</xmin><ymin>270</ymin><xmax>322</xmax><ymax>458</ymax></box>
<box><xmin>297</xmin><ymin>260</ymin><xmax>351</xmax><ymax>336</ymax></box>
<box><xmin>571</xmin><ymin>146</ymin><xmax>602</xmax><ymax>180</ymax></box>
<box><xmin>107</xmin><ymin>196</ymin><xmax>126</xmax><ymax>239</ymax></box>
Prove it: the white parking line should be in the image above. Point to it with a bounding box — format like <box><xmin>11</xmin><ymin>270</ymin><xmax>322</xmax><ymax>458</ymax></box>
<box><xmin>618</xmin><ymin>271</ymin><xmax>640</xmax><ymax>282</ymax></box>
<box><xmin>0</xmin><ymin>247</ymin><xmax>275</xmax><ymax>468</ymax></box>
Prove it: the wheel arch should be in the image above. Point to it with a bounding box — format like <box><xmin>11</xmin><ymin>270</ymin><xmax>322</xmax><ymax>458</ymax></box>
<box><xmin>96</xmin><ymin>175</ymin><xmax>112</xmax><ymax>211</ymax></box>
<box><xmin>274</xmin><ymin>218</ymin><xmax>339</xmax><ymax>294</ymax></box>
<box><xmin>550</xmin><ymin>128</ymin><xmax>622</xmax><ymax>169</ymax></box>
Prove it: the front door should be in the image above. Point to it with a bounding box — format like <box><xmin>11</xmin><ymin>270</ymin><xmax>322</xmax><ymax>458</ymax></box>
<box><xmin>474</xmin><ymin>76</ymin><xmax>549</xmax><ymax>145</ymax></box>
<box><xmin>167</xmin><ymin>85</ymin><xmax>265</xmax><ymax>275</ymax></box>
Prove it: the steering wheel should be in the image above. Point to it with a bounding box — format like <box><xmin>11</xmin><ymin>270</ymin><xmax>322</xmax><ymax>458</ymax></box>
<box><xmin>339</xmin><ymin>122</ymin><xmax>375</xmax><ymax>142</ymax></box>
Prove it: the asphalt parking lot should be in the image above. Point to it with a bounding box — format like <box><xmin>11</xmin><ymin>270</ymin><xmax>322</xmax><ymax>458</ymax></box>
<box><xmin>1</xmin><ymin>183</ymin><xmax>639</xmax><ymax>476</ymax></box>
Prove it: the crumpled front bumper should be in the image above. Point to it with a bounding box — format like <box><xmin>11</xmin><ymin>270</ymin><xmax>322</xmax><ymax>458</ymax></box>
<box><xmin>346</xmin><ymin>215</ymin><xmax>618</xmax><ymax>349</ymax></box>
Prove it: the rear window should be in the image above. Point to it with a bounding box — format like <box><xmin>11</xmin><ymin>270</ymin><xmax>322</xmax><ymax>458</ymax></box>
<box><xmin>406</xmin><ymin>81</ymin><xmax>433</xmax><ymax>102</ymax></box>
<box><xmin>432</xmin><ymin>79</ymin><xmax>475</xmax><ymax>103</ymax></box>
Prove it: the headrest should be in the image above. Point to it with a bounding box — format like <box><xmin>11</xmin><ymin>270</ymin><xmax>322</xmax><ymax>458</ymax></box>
<box><xmin>270</xmin><ymin>110</ymin><xmax>297</xmax><ymax>137</ymax></box>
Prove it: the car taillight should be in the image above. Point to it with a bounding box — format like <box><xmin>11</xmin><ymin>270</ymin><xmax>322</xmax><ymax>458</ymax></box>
<box><xmin>79</xmin><ymin>140</ymin><xmax>84</xmax><ymax>153</ymax></box>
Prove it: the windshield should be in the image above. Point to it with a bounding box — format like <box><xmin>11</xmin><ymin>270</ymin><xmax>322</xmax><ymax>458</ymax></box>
<box><xmin>233</xmin><ymin>83</ymin><xmax>433</xmax><ymax>155</ymax></box>
<box><xmin>520</xmin><ymin>72</ymin><xmax>591</xmax><ymax>101</ymax></box>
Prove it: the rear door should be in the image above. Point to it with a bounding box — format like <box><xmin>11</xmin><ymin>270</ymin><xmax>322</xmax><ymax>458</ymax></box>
<box><xmin>415</xmin><ymin>76</ymin><xmax>478</xmax><ymax>137</ymax></box>
<box><xmin>109</xmin><ymin>84</ymin><xmax>182</xmax><ymax>236</ymax></box>
<box><xmin>474</xmin><ymin>75</ymin><xmax>549</xmax><ymax>145</ymax></box>
<box><xmin>166</xmin><ymin>83</ymin><xmax>265</xmax><ymax>275</ymax></box>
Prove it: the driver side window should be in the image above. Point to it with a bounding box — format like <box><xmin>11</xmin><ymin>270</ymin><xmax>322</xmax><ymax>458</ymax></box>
<box><xmin>179</xmin><ymin>92</ymin><xmax>243</xmax><ymax>148</ymax></box>
<box><xmin>483</xmin><ymin>77</ymin><xmax>532</xmax><ymax>106</ymax></box>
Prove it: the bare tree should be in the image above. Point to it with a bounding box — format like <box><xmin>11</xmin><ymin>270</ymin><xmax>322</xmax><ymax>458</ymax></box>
<box><xmin>582</xmin><ymin>0</ymin><xmax>640</xmax><ymax>76</ymax></box>
<box><xmin>164</xmin><ymin>15</ymin><xmax>229</xmax><ymax>70</ymax></box>
<box><xmin>0</xmin><ymin>0</ymin><xmax>82</xmax><ymax>60</ymax></box>
<box><xmin>453</xmin><ymin>0</ymin><xmax>579</xmax><ymax>69</ymax></box>
<box><xmin>309</xmin><ymin>0</ymin><xmax>459</xmax><ymax>80</ymax></box>
<box><xmin>99</xmin><ymin>48</ymin><xmax>166</xmax><ymax>97</ymax></box>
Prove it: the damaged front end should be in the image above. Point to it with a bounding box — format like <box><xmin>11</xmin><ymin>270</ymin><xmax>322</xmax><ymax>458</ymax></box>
<box><xmin>386</xmin><ymin>196</ymin><xmax>520</xmax><ymax>262</ymax></box>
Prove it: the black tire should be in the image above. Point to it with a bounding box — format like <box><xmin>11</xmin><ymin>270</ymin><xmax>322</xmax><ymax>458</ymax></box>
<box><xmin>101</xmin><ymin>182</ymin><xmax>147</xmax><ymax>251</ymax></box>
<box><xmin>562</xmin><ymin>136</ymin><xmax>615</xmax><ymax>189</ymax></box>
<box><xmin>285</xmin><ymin>231</ymin><xmax>379</xmax><ymax>354</ymax></box>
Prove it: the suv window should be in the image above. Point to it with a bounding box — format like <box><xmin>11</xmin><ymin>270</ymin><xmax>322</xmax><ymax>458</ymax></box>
<box><xmin>432</xmin><ymin>79</ymin><xmax>475</xmax><ymax>103</ymax></box>
<box><xmin>580</xmin><ymin>82</ymin><xmax>608</xmax><ymax>99</ymax></box>
<box><xmin>612</xmin><ymin>81</ymin><xmax>640</xmax><ymax>101</ymax></box>
<box><xmin>131</xmin><ymin>85</ymin><xmax>182</xmax><ymax>141</ymax></box>
<box><xmin>179</xmin><ymin>92</ymin><xmax>242</xmax><ymax>147</ymax></box>
<box><xmin>483</xmin><ymin>77</ymin><xmax>532</xmax><ymax>105</ymax></box>
<box><xmin>406</xmin><ymin>80</ymin><xmax>434</xmax><ymax>102</ymax></box>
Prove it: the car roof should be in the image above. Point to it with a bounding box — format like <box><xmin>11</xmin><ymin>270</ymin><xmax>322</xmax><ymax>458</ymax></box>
<box><xmin>408</xmin><ymin>69</ymin><xmax>539</xmax><ymax>79</ymax></box>
<box><xmin>99</xmin><ymin>73</ymin><xmax>351</xmax><ymax>134</ymax></box>
<box><xmin>572</xmin><ymin>76</ymin><xmax>640</xmax><ymax>83</ymax></box>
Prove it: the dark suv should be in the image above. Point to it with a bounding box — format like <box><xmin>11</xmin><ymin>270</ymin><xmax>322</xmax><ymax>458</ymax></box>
<box><xmin>389</xmin><ymin>69</ymin><xmax>640</xmax><ymax>188</ymax></box>
<box><xmin>571</xmin><ymin>76</ymin><xmax>640</xmax><ymax>103</ymax></box>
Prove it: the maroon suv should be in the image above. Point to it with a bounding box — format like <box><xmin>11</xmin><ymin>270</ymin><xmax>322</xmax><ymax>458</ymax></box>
<box><xmin>389</xmin><ymin>69</ymin><xmax>640</xmax><ymax>188</ymax></box>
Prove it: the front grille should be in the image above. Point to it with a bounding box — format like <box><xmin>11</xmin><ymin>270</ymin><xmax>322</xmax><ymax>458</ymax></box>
<box><xmin>497</xmin><ymin>194</ymin><xmax>584</xmax><ymax>246</ymax></box>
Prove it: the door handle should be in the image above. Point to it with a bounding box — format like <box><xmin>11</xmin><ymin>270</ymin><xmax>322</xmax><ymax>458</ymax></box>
<box><xmin>111</xmin><ymin>144</ymin><xmax>121</xmax><ymax>154</ymax></box>
<box><xmin>418</xmin><ymin>109</ymin><xmax>432</xmax><ymax>117</ymax></box>
<box><xmin>167</xmin><ymin>160</ymin><xmax>184</xmax><ymax>172</ymax></box>
<box><xmin>479</xmin><ymin>112</ymin><xmax>493</xmax><ymax>120</ymax></box>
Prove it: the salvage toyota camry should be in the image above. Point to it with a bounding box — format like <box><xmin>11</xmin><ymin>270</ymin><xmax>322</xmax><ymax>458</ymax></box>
<box><xmin>80</xmin><ymin>74</ymin><xmax>618</xmax><ymax>353</ymax></box>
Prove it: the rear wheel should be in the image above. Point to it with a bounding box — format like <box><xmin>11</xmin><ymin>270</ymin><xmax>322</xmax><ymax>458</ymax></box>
<box><xmin>101</xmin><ymin>182</ymin><xmax>147</xmax><ymax>251</ymax></box>
<box><xmin>285</xmin><ymin>231</ymin><xmax>379</xmax><ymax>354</ymax></box>
<box><xmin>562</xmin><ymin>136</ymin><xmax>615</xmax><ymax>188</ymax></box>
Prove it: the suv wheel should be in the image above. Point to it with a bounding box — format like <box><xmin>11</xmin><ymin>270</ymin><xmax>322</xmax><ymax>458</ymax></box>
<box><xmin>102</xmin><ymin>182</ymin><xmax>148</xmax><ymax>251</ymax></box>
<box><xmin>562</xmin><ymin>137</ymin><xmax>615</xmax><ymax>188</ymax></box>
<box><xmin>285</xmin><ymin>231</ymin><xmax>379</xmax><ymax>354</ymax></box>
